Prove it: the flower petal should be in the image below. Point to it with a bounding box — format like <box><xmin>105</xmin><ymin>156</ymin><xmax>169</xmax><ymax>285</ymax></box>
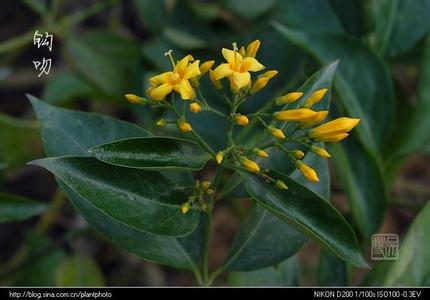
<box><xmin>241</xmin><ymin>57</ymin><xmax>265</xmax><ymax>72</ymax></box>
<box><xmin>213</xmin><ymin>63</ymin><xmax>233</xmax><ymax>80</ymax></box>
<box><xmin>231</xmin><ymin>71</ymin><xmax>251</xmax><ymax>90</ymax></box>
<box><xmin>174</xmin><ymin>54</ymin><xmax>194</xmax><ymax>76</ymax></box>
<box><xmin>174</xmin><ymin>79</ymin><xmax>195</xmax><ymax>100</ymax></box>
<box><xmin>184</xmin><ymin>60</ymin><xmax>201</xmax><ymax>79</ymax></box>
<box><xmin>149</xmin><ymin>83</ymin><xmax>173</xmax><ymax>101</ymax></box>
<box><xmin>222</xmin><ymin>48</ymin><xmax>242</xmax><ymax>63</ymax></box>
<box><xmin>149</xmin><ymin>72</ymin><xmax>170</xmax><ymax>86</ymax></box>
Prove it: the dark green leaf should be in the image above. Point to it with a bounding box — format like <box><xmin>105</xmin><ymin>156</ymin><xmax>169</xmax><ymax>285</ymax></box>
<box><xmin>23</xmin><ymin>0</ymin><xmax>47</xmax><ymax>15</ymax></box>
<box><xmin>240</xmin><ymin>170</ymin><xmax>368</xmax><ymax>268</ymax></box>
<box><xmin>274</xmin><ymin>23</ymin><xmax>395</xmax><ymax>152</ymax></box>
<box><xmin>318</xmin><ymin>249</ymin><xmax>348</xmax><ymax>286</ymax></box>
<box><xmin>56</xmin><ymin>254</ymin><xmax>105</xmax><ymax>286</ymax></box>
<box><xmin>42</xmin><ymin>71</ymin><xmax>97</xmax><ymax>104</ymax></box>
<box><xmin>89</xmin><ymin>137</ymin><xmax>210</xmax><ymax>171</ymax></box>
<box><xmin>0</xmin><ymin>113</ymin><xmax>42</xmax><ymax>168</ymax></box>
<box><xmin>28</xmin><ymin>95</ymin><xmax>148</xmax><ymax>156</ymax></box>
<box><xmin>134</xmin><ymin>0</ymin><xmax>167</xmax><ymax>32</ymax></box>
<box><xmin>163</xmin><ymin>27</ymin><xmax>208</xmax><ymax>50</ymax></box>
<box><xmin>225</xmin><ymin>0</ymin><xmax>276</xmax><ymax>20</ymax></box>
<box><xmin>30</xmin><ymin>95</ymin><xmax>206</xmax><ymax>270</ymax></box>
<box><xmin>369</xmin><ymin>0</ymin><xmax>430</xmax><ymax>57</ymax></box>
<box><xmin>382</xmin><ymin>202</ymin><xmax>430</xmax><ymax>286</ymax></box>
<box><xmin>0</xmin><ymin>192</ymin><xmax>48</xmax><ymax>223</ymax></box>
<box><xmin>275</xmin><ymin>0</ymin><xmax>344</xmax><ymax>34</ymax></box>
<box><xmin>394</xmin><ymin>34</ymin><xmax>430</xmax><ymax>158</ymax></box>
<box><xmin>30</xmin><ymin>156</ymin><xmax>200</xmax><ymax>237</ymax></box>
<box><xmin>229</xmin><ymin>256</ymin><xmax>300</xmax><ymax>286</ymax></box>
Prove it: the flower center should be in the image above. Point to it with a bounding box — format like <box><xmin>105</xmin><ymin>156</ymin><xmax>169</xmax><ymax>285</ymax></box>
<box><xmin>169</xmin><ymin>72</ymin><xmax>182</xmax><ymax>84</ymax></box>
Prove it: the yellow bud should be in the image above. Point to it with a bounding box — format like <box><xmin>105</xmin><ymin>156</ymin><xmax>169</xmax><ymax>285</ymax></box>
<box><xmin>304</xmin><ymin>88</ymin><xmax>328</xmax><ymax>108</ymax></box>
<box><xmin>246</xmin><ymin>39</ymin><xmax>261</xmax><ymax>58</ymax></box>
<box><xmin>209</xmin><ymin>70</ymin><xmax>223</xmax><ymax>90</ymax></box>
<box><xmin>240</xmin><ymin>157</ymin><xmax>260</xmax><ymax>173</ymax></box>
<box><xmin>125</xmin><ymin>94</ymin><xmax>146</xmax><ymax>105</ymax></box>
<box><xmin>181</xmin><ymin>203</ymin><xmax>191</xmax><ymax>214</ymax></box>
<box><xmin>250</xmin><ymin>70</ymin><xmax>278</xmax><ymax>94</ymax></box>
<box><xmin>156</xmin><ymin>118</ymin><xmax>167</xmax><ymax>127</ymax></box>
<box><xmin>178</xmin><ymin>120</ymin><xmax>193</xmax><ymax>132</ymax></box>
<box><xmin>309</xmin><ymin>117</ymin><xmax>360</xmax><ymax>141</ymax></box>
<box><xmin>252</xmin><ymin>148</ymin><xmax>269</xmax><ymax>158</ymax></box>
<box><xmin>300</xmin><ymin>111</ymin><xmax>328</xmax><ymax>128</ymax></box>
<box><xmin>190</xmin><ymin>102</ymin><xmax>202</xmax><ymax>114</ymax></box>
<box><xmin>234</xmin><ymin>114</ymin><xmax>249</xmax><ymax>126</ymax></box>
<box><xmin>273</xmin><ymin>108</ymin><xmax>317</xmax><ymax>121</ymax></box>
<box><xmin>275</xmin><ymin>180</ymin><xmax>288</xmax><ymax>190</ymax></box>
<box><xmin>200</xmin><ymin>60</ymin><xmax>215</xmax><ymax>74</ymax></box>
<box><xmin>201</xmin><ymin>181</ymin><xmax>211</xmax><ymax>190</ymax></box>
<box><xmin>319</xmin><ymin>133</ymin><xmax>349</xmax><ymax>142</ymax></box>
<box><xmin>267</xmin><ymin>126</ymin><xmax>285</xmax><ymax>139</ymax></box>
<box><xmin>311</xmin><ymin>145</ymin><xmax>331</xmax><ymax>158</ymax></box>
<box><xmin>216</xmin><ymin>151</ymin><xmax>224</xmax><ymax>164</ymax></box>
<box><xmin>293</xmin><ymin>150</ymin><xmax>305</xmax><ymax>159</ymax></box>
<box><xmin>275</xmin><ymin>92</ymin><xmax>303</xmax><ymax>105</ymax></box>
<box><xmin>295</xmin><ymin>160</ymin><xmax>319</xmax><ymax>183</ymax></box>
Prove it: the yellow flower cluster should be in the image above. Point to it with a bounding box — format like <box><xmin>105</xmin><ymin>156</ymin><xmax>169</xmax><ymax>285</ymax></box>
<box><xmin>125</xmin><ymin>39</ymin><xmax>361</xmax><ymax>203</ymax></box>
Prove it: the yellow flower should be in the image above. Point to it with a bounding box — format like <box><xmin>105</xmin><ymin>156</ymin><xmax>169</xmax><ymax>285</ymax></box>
<box><xmin>240</xmin><ymin>157</ymin><xmax>260</xmax><ymax>173</ymax></box>
<box><xmin>156</xmin><ymin>118</ymin><xmax>167</xmax><ymax>127</ymax></box>
<box><xmin>190</xmin><ymin>102</ymin><xmax>202</xmax><ymax>114</ymax></box>
<box><xmin>178</xmin><ymin>120</ymin><xmax>193</xmax><ymax>132</ymax></box>
<box><xmin>245</xmin><ymin>39</ymin><xmax>261</xmax><ymax>58</ymax></box>
<box><xmin>300</xmin><ymin>111</ymin><xmax>328</xmax><ymax>128</ymax></box>
<box><xmin>252</xmin><ymin>147</ymin><xmax>269</xmax><ymax>158</ymax></box>
<box><xmin>311</xmin><ymin>145</ymin><xmax>331</xmax><ymax>158</ymax></box>
<box><xmin>213</xmin><ymin>45</ymin><xmax>265</xmax><ymax>92</ymax></box>
<box><xmin>293</xmin><ymin>150</ymin><xmax>305</xmax><ymax>159</ymax></box>
<box><xmin>303</xmin><ymin>88</ymin><xmax>328</xmax><ymax>108</ymax></box>
<box><xmin>267</xmin><ymin>126</ymin><xmax>285</xmax><ymax>139</ymax></box>
<box><xmin>275</xmin><ymin>92</ymin><xmax>303</xmax><ymax>105</ymax></box>
<box><xmin>275</xmin><ymin>180</ymin><xmax>288</xmax><ymax>190</ymax></box>
<box><xmin>273</xmin><ymin>108</ymin><xmax>317</xmax><ymax>121</ymax></box>
<box><xmin>181</xmin><ymin>203</ymin><xmax>191</xmax><ymax>214</ymax></box>
<box><xmin>209</xmin><ymin>69</ymin><xmax>223</xmax><ymax>90</ymax></box>
<box><xmin>201</xmin><ymin>181</ymin><xmax>211</xmax><ymax>190</ymax></box>
<box><xmin>309</xmin><ymin>117</ymin><xmax>360</xmax><ymax>142</ymax></box>
<box><xmin>250</xmin><ymin>70</ymin><xmax>278</xmax><ymax>94</ymax></box>
<box><xmin>234</xmin><ymin>113</ymin><xmax>249</xmax><ymax>126</ymax></box>
<box><xmin>200</xmin><ymin>60</ymin><xmax>215</xmax><ymax>74</ymax></box>
<box><xmin>216</xmin><ymin>151</ymin><xmax>224</xmax><ymax>164</ymax></box>
<box><xmin>295</xmin><ymin>160</ymin><xmax>319</xmax><ymax>183</ymax></box>
<box><xmin>148</xmin><ymin>53</ymin><xmax>201</xmax><ymax>101</ymax></box>
<box><xmin>125</xmin><ymin>94</ymin><xmax>146</xmax><ymax>105</ymax></box>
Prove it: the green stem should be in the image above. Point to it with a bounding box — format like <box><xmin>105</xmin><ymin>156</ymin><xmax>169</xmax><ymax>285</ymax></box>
<box><xmin>35</xmin><ymin>188</ymin><xmax>66</xmax><ymax>234</ymax></box>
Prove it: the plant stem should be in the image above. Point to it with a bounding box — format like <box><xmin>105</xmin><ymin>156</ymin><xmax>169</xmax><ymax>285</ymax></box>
<box><xmin>36</xmin><ymin>188</ymin><xmax>66</xmax><ymax>234</ymax></box>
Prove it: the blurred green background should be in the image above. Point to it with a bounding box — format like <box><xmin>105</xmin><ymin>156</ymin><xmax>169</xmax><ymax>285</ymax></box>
<box><xmin>1</xmin><ymin>0</ymin><xmax>430</xmax><ymax>286</ymax></box>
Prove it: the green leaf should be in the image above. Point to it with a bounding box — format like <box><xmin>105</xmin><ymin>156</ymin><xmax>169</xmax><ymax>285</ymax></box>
<box><xmin>30</xmin><ymin>156</ymin><xmax>200</xmax><ymax>237</ymax></box>
<box><xmin>163</xmin><ymin>27</ymin><xmax>208</xmax><ymax>50</ymax></box>
<box><xmin>23</xmin><ymin>0</ymin><xmax>47</xmax><ymax>15</ymax></box>
<box><xmin>42</xmin><ymin>71</ymin><xmax>97</xmax><ymax>104</ymax></box>
<box><xmin>29</xmin><ymin>95</ymin><xmax>206</xmax><ymax>270</ymax></box>
<box><xmin>134</xmin><ymin>0</ymin><xmax>167</xmax><ymax>33</ymax></box>
<box><xmin>225</xmin><ymin>0</ymin><xmax>276</xmax><ymax>20</ymax></box>
<box><xmin>394</xmin><ymin>34</ymin><xmax>430</xmax><ymax>158</ymax></box>
<box><xmin>64</xmin><ymin>31</ymin><xmax>141</xmax><ymax>100</ymax></box>
<box><xmin>275</xmin><ymin>0</ymin><xmax>344</xmax><ymax>34</ymax></box>
<box><xmin>0</xmin><ymin>193</ymin><xmax>48</xmax><ymax>223</ymax></box>
<box><xmin>229</xmin><ymin>256</ymin><xmax>300</xmax><ymax>286</ymax></box>
<box><xmin>223</xmin><ymin>203</ymin><xmax>307</xmax><ymax>272</ymax></box>
<box><xmin>0</xmin><ymin>162</ymin><xmax>7</xmax><ymax>170</ymax></box>
<box><xmin>240</xmin><ymin>170</ymin><xmax>368</xmax><ymax>268</ymax></box>
<box><xmin>274</xmin><ymin>23</ymin><xmax>395</xmax><ymax>152</ymax></box>
<box><xmin>318</xmin><ymin>249</ymin><xmax>348</xmax><ymax>286</ymax></box>
<box><xmin>56</xmin><ymin>254</ymin><xmax>105</xmax><ymax>286</ymax></box>
<box><xmin>369</xmin><ymin>0</ymin><xmax>430</xmax><ymax>57</ymax></box>
<box><xmin>0</xmin><ymin>113</ymin><xmax>42</xmax><ymax>168</ymax></box>
<box><xmin>61</xmin><ymin>182</ymin><xmax>206</xmax><ymax>271</ymax></box>
<box><xmin>89</xmin><ymin>137</ymin><xmax>210</xmax><ymax>171</ymax></box>
<box><xmin>329</xmin><ymin>138</ymin><xmax>387</xmax><ymax>238</ymax></box>
<box><xmin>28</xmin><ymin>95</ymin><xmax>148</xmax><ymax>156</ymax></box>
<box><xmin>382</xmin><ymin>202</ymin><xmax>430</xmax><ymax>286</ymax></box>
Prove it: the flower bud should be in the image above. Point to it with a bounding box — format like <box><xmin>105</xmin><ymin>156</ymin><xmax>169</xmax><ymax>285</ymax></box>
<box><xmin>234</xmin><ymin>114</ymin><xmax>249</xmax><ymax>126</ymax></box>
<box><xmin>252</xmin><ymin>148</ymin><xmax>269</xmax><ymax>158</ymax></box>
<box><xmin>303</xmin><ymin>88</ymin><xmax>328</xmax><ymax>108</ymax></box>
<box><xmin>267</xmin><ymin>126</ymin><xmax>285</xmax><ymax>139</ymax></box>
<box><xmin>190</xmin><ymin>102</ymin><xmax>202</xmax><ymax>114</ymax></box>
<box><xmin>275</xmin><ymin>92</ymin><xmax>303</xmax><ymax>105</ymax></box>
<box><xmin>311</xmin><ymin>145</ymin><xmax>331</xmax><ymax>158</ymax></box>
<box><xmin>240</xmin><ymin>157</ymin><xmax>260</xmax><ymax>173</ymax></box>
<box><xmin>275</xmin><ymin>180</ymin><xmax>288</xmax><ymax>190</ymax></box>
<box><xmin>178</xmin><ymin>120</ymin><xmax>193</xmax><ymax>132</ymax></box>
